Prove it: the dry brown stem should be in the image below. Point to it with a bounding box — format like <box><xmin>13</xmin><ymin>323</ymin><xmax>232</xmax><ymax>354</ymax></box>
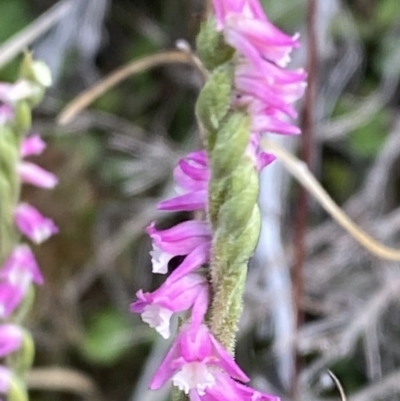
<box><xmin>261</xmin><ymin>138</ymin><xmax>400</xmax><ymax>261</ymax></box>
<box><xmin>28</xmin><ymin>367</ymin><xmax>101</xmax><ymax>401</ymax></box>
<box><xmin>58</xmin><ymin>50</ymin><xmax>203</xmax><ymax>125</ymax></box>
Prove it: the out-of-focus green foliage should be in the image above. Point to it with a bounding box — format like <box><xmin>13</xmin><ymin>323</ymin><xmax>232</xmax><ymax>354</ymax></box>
<box><xmin>347</xmin><ymin>110</ymin><xmax>389</xmax><ymax>157</ymax></box>
<box><xmin>0</xmin><ymin>0</ymin><xmax>30</xmax><ymax>80</ymax></box>
<box><xmin>81</xmin><ymin>308</ymin><xmax>138</xmax><ymax>365</ymax></box>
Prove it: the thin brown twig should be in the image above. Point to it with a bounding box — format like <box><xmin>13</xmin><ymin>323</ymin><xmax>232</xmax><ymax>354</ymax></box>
<box><xmin>28</xmin><ymin>367</ymin><xmax>101</xmax><ymax>401</ymax></box>
<box><xmin>58</xmin><ymin>50</ymin><xmax>204</xmax><ymax>125</ymax></box>
<box><xmin>292</xmin><ymin>0</ymin><xmax>318</xmax><ymax>396</ymax></box>
<box><xmin>175</xmin><ymin>39</ymin><xmax>208</xmax><ymax>82</ymax></box>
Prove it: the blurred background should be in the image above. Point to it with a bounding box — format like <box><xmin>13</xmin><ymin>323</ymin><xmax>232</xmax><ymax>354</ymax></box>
<box><xmin>1</xmin><ymin>0</ymin><xmax>400</xmax><ymax>400</ymax></box>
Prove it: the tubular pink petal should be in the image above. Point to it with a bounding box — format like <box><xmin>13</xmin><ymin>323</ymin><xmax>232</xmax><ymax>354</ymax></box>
<box><xmin>18</xmin><ymin>162</ymin><xmax>58</xmax><ymax>188</ymax></box>
<box><xmin>0</xmin><ymin>325</ymin><xmax>23</xmax><ymax>357</ymax></box>
<box><xmin>230</xmin><ymin>16</ymin><xmax>299</xmax><ymax>47</ymax></box>
<box><xmin>245</xmin><ymin>0</ymin><xmax>268</xmax><ymax>21</ymax></box>
<box><xmin>20</xmin><ymin>134</ymin><xmax>46</xmax><ymax>157</ymax></box>
<box><xmin>147</xmin><ymin>221</ymin><xmax>211</xmax><ymax>243</ymax></box>
<box><xmin>174</xmin><ymin>152</ymin><xmax>210</xmax><ymax>193</ymax></box>
<box><xmin>0</xmin><ymin>283</ymin><xmax>28</xmax><ymax>319</ymax></box>
<box><xmin>14</xmin><ymin>203</ymin><xmax>58</xmax><ymax>244</ymax></box>
<box><xmin>151</xmin><ymin>324</ymin><xmax>247</xmax><ymax>396</ymax></box>
<box><xmin>212</xmin><ymin>0</ymin><xmax>247</xmax><ymax>29</ymax></box>
<box><xmin>252</xmin><ymin>115</ymin><xmax>302</xmax><ymax>135</ymax></box>
<box><xmin>157</xmin><ymin>190</ymin><xmax>208</xmax><ymax>211</ymax></box>
<box><xmin>209</xmin><ymin>334</ymin><xmax>250</xmax><ymax>382</ymax></box>
<box><xmin>147</xmin><ymin>220</ymin><xmax>212</xmax><ymax>256</ymax></box>
<box><xmin>166</xmin><ymin>243</ymin><xmax>211</xmax><ymax>284</ymax></box>
<box><xmin>190</xmin><ymin>290</ymin><xmax>210</xmax><ymax>335</ymax></box>
<box><xmin>131</xmin><ymin>273</ymin><xmax>209</xmax><ymax>338</ymax></box>
<box><xmin>235</xmin><ymin>76</ymin><xmax>299</xmax><ymax>118</ymax></box>
<box><xmin>1</xmin><ymin>245</ymin><xmax>43</xmax><ymax>285</ymax></box>
<box><xmin>150</xmin><ymin>338</ymin><xmax>181</xmax><ymax>389</ymax></box>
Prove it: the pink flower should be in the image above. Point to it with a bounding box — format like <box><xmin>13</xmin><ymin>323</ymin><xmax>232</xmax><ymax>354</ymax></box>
<box><xmin>150</xmin><ymin>324</ymin><xmax>249</xmax><ymax>394</ymax></box>
<box><xmin>166</xmin><ymin>242</ymin><xmax>211</xmax><ymax>284</ymax></box>
<box><xmin>212</xmin><ymin>0</ymin><xmax>246</xmax><ymax>29</ymax></box>
<box><xmin>236</xmin><ymin>62</ymin><xmax>307</xmax><ymax>113</ymax></box>
<box><xmin>0</xmin><ymin>325</ymin><xmax>23</xmax><ymax>357</ymax></box>
<box><xmin>224</xmin><ymin>15</ymin><xmax>299</xmax><ymax>68</ymax></box>
<box><xmin>251</xmin><ymin>108</ymin><xmax>302</xmax><ymax>135</ymax></box>
<box><xmin>147</xmin><ymin>220</ymin><xmax>212</xmax><ymax>274</ymax></box>
<box><xmin>174</xmin><ymin>151</ymin><xmax>209</xmax><ymax>193</ymax></box>
<box><xmin>131</xmin><ymin>273</ymin><xmax>209</xmax><ymax>339</ymax></box>
<box><xmin>17</xmin><ymin>161</ymin><xmax>58</xmax><ymax>188</ymax></box>
<box><xmin>14</xmin><ymin>203</ymin><xmax>58</xmax><ymax>244</ymax></box>
<box><xmin>235</xmin><ymin>71</ymin><xmax>306</xmax><ymax>119</ymax></box>
<box><xmin>0</xmin><ymin>245</ymin><xmax>43</xmax><ymax>318</ymax></box>
<box><xmin>212</xmin><ymin>0</ymin><xmax>267</xmax><ymax>29</ymax></box>
<box><xmin>211</xmin><ymin>0</ymin><xmax>307</xmax><ymax>143</ymax></box>
<box><xmin>1</xmin><ymin>245</ymin><xmax>43</xmax><ymax>285</ymax></box>
<box><xmin>158</xmin><ymin>151</ymin><xmax>209</xmax><ymax>212</ymax></box>
<box><xmin>20</xmin><ymin>134</ymin><xmax>47</xmax><ymax>158</ymax></box>
<box><xmin>157</xmin><ymin>191</ymin><xmax>208</xmax><ymax>211</ymax></box>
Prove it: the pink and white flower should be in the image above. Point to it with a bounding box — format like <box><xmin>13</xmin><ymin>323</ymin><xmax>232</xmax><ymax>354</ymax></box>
<box><xmin>147</xmin><ymin>220</ymin><xmax>212</xmax><ymax>274</ymax></box>
<box><xmin>131</xmin><ymin>4</ymin><xmax>306</xmax><ymax>401</ymax></box>
<box><xmin>150</xmin><ymin>324</ymin><xmax>249</xmax><ymax>394</ymax></box>
<box><xmin>14</xmin><ymin>203</ymin><xmax>58</xmax><ymax>244</ymax></box>
<box><xmin>0</xmin><ymin>245</ymin><xmax>43</xmax><ymax>319</ymax></box>
<box><xmin>225</xmin><ymin>16</ymin><xmax>299</xmax><ymax>68</ymax></box>
<box><xmin>158</xmin><ymin>151</ymin><xmax>210</xmax><ymax>212</ymax></box>
<box><xmin>131</xmin><ymin>273</ymin><xmax>209</xmax><ymax>339</ymax></box>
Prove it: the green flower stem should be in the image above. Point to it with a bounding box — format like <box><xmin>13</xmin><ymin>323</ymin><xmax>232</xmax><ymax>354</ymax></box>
<box><xmin>196</xmin><ymin>18</ymin><xmax>262</xmax><ymax>352</ymax></box>
<box><xmin>0</xmin><ymin>125</ymin><xmax>21</xmax><ymax>265</ymax></box>
<box><xmin>8</xmin><ymin>377</ymin><xmax>28</xmax><ymax>401</ymax></box>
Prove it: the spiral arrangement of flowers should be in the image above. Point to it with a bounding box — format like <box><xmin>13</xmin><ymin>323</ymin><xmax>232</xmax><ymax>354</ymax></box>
<box><xmin>0</xmin><ymin>55</ymin><xmax>57</xmax><ymax>401</ymax></box>
<box><xmin>130</xmin><ymin>1</ymin><xmax>307</xmax><ymax>400</ymax></box>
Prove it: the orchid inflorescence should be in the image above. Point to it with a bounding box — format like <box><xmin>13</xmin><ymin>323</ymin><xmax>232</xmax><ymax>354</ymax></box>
<box><xmin>0</xmin><ymin>55</ymin><xmax>56</xmax><ymax>401</ymax></box>
<box><xmin>131</xmin><ymin>0</ymin><xmax>306</xmax><ymax>400</ymax></box>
